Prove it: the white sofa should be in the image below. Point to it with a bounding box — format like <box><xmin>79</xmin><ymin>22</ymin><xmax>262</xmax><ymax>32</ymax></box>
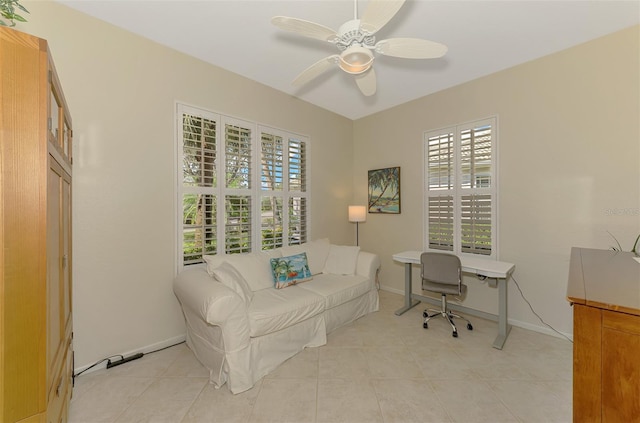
<box><xmin>173</xmin><ymin>238</ymin><xmax>380</xmax><ymax>394</ymax></box>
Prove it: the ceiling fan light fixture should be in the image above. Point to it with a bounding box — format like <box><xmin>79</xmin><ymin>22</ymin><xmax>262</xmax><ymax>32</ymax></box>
<box><xmin>339</xmin><ymin>46</ymin><xmax>374</xmax><ymax>74</ymax></box>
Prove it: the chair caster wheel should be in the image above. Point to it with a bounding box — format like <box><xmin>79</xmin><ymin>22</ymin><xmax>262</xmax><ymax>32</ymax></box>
<box><xmin>423</xmin><ymin>322</ymin><xmax>428</xmax><ymax>329</ymax></box>
<box><xmin>467</xmin><ymin>323</ymin><xmax>473</xmax><ymax>331</ymax></box>
<box><xmin>423</xmin><ymin>311</ymin><xmax>428</xmax><ymax>318</ymax></box>
<box><xmin>452</xmin><ymin>331</ymin><xmax>458</xmax><ymax>338</ymax></box>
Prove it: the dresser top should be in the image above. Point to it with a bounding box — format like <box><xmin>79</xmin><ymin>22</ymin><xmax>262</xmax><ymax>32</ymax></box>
<box><xmin>567</xmin><ymin>247</ymin><xmax>640</xmax><ymax>316</ymax></box>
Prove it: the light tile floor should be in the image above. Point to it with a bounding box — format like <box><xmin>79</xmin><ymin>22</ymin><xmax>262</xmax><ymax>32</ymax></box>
<box><xmin>69</xmin><ymin>290</ymin><xmax>573</xmax><ymax>423</ymax></box>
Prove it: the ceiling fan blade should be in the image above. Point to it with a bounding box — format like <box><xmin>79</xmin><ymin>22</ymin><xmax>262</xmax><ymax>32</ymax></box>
<box><xmin>292</xmin><ymin>55</ymin><xmax>339</xmax><ymax>87</ymax></box>
<box><xmin>271</xmin><ymin>16</ymin><xmax>338</xmax><ymax>42</ymax></box>
<box><xmin>359</xmin><ymin>0</ymin><xmax>405</xmax><ymax>34</ymax></box>
<box><xmin>375</xmin><ymin>38</ymin><xmax>448</xmax><ymax>59</ymax></box>
<box><xmin>355</xmin><ymin>68</ymin><xmax>377</xmax><ymax>96</ymax></box>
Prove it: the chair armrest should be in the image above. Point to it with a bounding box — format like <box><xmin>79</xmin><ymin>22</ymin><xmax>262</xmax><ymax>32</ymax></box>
<box><xmin>173</xmin><ymin>266</ymin><xmax>250</xmax><ymax>344</ymax></box>
<box><xmin>356</xmin><ymin>251</ymin><xmax>381</xmax><ymax>281</ymax></box>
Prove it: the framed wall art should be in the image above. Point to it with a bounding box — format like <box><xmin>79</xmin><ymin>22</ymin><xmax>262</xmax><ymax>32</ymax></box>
<box><xmin>368</xmin><ymin>167</ymin><xmax>401</xmax><ymax>214</ymax></box>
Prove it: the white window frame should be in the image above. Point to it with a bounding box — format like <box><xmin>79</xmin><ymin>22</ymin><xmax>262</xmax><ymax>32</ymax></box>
<box><xmin>175</xmin><ymin>103</ymin><xmax>311</xmax><ymax>270</ymax></box>
<box><xmin>423</xmin><ymin>116</ymin><xmax>498</xmax><ymax>259</ymax></box>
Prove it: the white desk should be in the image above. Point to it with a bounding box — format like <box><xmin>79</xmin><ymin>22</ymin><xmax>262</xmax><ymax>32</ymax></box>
<box><xmin>392</xmin><ymin>251</ymin><xmax>515</xmax><ymax>349</ymax></box>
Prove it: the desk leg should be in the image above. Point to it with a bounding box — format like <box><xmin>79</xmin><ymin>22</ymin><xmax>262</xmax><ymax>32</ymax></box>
<box><xmin>492</xmin><ymin>277</ymin><xmax>512</xmax><ymax>349</ymax></box>
<box><xmin>395</xmin><ymin>262</ymin><xmax>420</xmax><ymax>316</ymax></box>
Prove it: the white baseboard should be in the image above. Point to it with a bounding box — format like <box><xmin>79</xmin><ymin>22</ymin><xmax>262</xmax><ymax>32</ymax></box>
<box><xmin>507</xmin><ymin>317</ymin><xmax>573</xmax><ymax>342</ymax></box>
<box><xmin>74</xmin><ymin>333</ymin><xmax>187</xmax><ymax>376</ymax></box>
<box><xmin>379</xmin><ymin>285</ymin><xmax>573</xmax><ymax>342</ymax></box>
<box><xmin>380</xmin><ymin>286</ymin><xmax>404</xmax><ymax>296</ymax></box>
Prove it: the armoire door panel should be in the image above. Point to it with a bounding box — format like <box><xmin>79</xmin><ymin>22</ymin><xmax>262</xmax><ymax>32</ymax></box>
<box><xmin>47</xmin><ymin>160</ymin><xmax>63</xmax><ymax>380</ymax></box>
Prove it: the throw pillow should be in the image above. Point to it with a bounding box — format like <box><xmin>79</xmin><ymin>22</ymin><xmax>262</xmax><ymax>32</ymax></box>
<box><xmin>281</xmin><ymin>238</ymin><xmax>330</xmax><ymax>275</ymax></box>
<box><xmin>203</xmin><ymin>254</ymin><xmax>225</xmax><ymax>277</ymax></box>
<box><xmin>203</xmin><ymin>250</ymin><xmax>282</xmax><ymax>292</ymax></box>
<box><xmin>270</xmin><ymin>253</ymin><xmax>313</xmax><ymax>289</ymax></box>
<box><xmin>323</xmin><ymin>245</ymin><xmax>360</xmax><ymax>275</ymax></box>
<box><xmin>224</xmin><ymin>250</ymin><xmax>282</xmax><ymax>292</ymax></box>
<box><xmin>211</xmin><ymin>261</ymin><xmax>254</xmax><ymax>304</ymax></box>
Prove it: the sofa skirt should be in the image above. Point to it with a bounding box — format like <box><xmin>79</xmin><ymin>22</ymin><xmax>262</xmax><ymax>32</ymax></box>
<box><xmin>228</xmin><ymin>313</ymin><xmax>327</xmax><ymax>393</ymax></box>
<box><xmin>184</xmin><ymin>289</ymin><xmax>378</xmax><ymax>394</ymax></box>
<box><xmin>324</xmin><ymin>288</ymin><xmax>379</xmax><ymax>334</ymax></box>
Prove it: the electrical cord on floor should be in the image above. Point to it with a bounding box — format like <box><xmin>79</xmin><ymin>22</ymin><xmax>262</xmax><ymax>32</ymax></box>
<box><xmin>74</xmin><ymin>354</ymin><xmax>124</xmax><ymax>378</ymax></box>
<box><xmin>73</xmin><ymin>340</ymin><xmax>186</xmax><ymax>379</ymax></box>
<box><xmin>510</xmin><ymin>274</ymin><xmax>573</xmax><ymax>343</ymax></box>
<box><xmin>145</xmin><ymin>340</ymin><xmax>186</xmax><ymax>355</ymax></box>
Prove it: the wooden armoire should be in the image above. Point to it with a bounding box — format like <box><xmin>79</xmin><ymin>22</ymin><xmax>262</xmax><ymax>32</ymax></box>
<box><xmin>0</xmin><ymin>27</ymin><xmax>73</xmax><ymax>422</ymax></box>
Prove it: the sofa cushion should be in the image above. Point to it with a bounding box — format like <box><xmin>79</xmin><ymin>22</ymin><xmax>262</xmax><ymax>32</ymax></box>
<box><xmin>204</xmin><ymin>250</ymin><xmax>281</xmax><ymax>292</ymax></box>
<box><xmin>270</xmin><ymin>253</ymin><xmax>313</xmax><ymax>289</ymax></box>
<box><xmin>281</xmin><ymin>238</ymin><xmax>330</xmax><ymax>275</ymax></box>
<box><xmin>298</xmin><ymin>273</ymin><xmax>372</xmax><ymax>310</ymax></box>
<box><xmin>248</xmin><ymin>286</ymin><xmax>325</xmax><ymax>337</ymax></box>
<box><xmin>211</xmin><ymin>261</ymin><xmax>254</xmax><ymax>304</ymax></box>
<box><xmin>323</xmin><ymin>245</ymin><xmax>360</xmax><ymax>275</ymax></box>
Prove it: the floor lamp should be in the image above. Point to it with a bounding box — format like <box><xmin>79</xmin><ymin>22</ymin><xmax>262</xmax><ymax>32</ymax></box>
<box><xmin>348</xmin><ymin>205</ymin><xmax>367</xmax><ymax>246</ymax></box>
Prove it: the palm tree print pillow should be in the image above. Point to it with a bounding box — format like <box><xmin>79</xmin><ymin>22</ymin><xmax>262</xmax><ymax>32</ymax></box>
<box><xmin>270</xmin><ymin>253</ymin><xmax>313</xmax><ymax>289</ymax></box>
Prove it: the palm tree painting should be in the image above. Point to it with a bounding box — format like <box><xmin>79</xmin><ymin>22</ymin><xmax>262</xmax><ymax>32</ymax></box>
<box><xmin>368</xmin><ymin>167</ymin><xmax>401</xmax><ymax>214</ymax></box>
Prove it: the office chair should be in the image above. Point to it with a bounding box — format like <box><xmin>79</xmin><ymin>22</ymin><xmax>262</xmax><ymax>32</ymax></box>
<box><xmin>421</xmin><ymin>252</ymin><xmax>473</xmax><ymax>338</ymax></box>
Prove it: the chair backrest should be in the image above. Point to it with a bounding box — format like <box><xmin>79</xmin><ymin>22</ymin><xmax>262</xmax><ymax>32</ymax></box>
<box><xmin>420</xmin><ymin>252</ymin><xmax>461</xmax><ymax>287</ymax></box>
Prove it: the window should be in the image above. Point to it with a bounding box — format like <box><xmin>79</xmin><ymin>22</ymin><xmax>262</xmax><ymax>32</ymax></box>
<box><xmin>177</xmin><ymin>104</ymin><xmax>310</xmax><ymax>268</ymax></box>
<box><xmin>424</xmin><ymin>117</ymin><xmax>497</xmax><ymax>258</ymax></box>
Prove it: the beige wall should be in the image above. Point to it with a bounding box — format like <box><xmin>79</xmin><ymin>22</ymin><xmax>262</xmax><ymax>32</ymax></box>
<box><xmin>354</xmin><ymin>25</ymin><xmax>640</xmax><ymax>336</ymax></box>
<box><xmin>19</xmin><ymin>0</ymin><xmax>354</xmax><ymax>370</ymax></box>
<box><xmin>16</xmin><ymin>0</ymin><xmax>639</xmax><ymax>369</ymax></box>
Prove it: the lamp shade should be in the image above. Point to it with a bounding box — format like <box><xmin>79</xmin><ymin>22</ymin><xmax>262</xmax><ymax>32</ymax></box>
<box><xmin>348</xmin><ymin>205</ymin><xmax>367</xmax><ymax>222</ymax></box>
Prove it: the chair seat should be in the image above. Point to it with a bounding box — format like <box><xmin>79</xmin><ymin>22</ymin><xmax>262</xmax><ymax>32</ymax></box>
<box><xmin>422</xmin><ymin>281</ymin><xmax>466</xmax><ymax>296</ymax></box>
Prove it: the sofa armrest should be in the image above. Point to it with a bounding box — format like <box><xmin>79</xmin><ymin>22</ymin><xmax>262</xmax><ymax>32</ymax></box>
<box><xmin>173</xmin><ymin>266</ymin><xmax>250</xmax><ymax>351</ymax></box>
<box><xmin>356</xmin><ymin>251</ymin><xmax>381</xmax><ymax>282</ymax></box>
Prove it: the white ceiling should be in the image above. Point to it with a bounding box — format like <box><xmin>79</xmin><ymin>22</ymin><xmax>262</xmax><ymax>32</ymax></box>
<box><xmin>58</xmin><ymin>0</ymin><xmax>639</xmax><ymax>120</ymax></box>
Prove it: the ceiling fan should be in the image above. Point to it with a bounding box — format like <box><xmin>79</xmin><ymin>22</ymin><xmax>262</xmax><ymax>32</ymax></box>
<box><xmin>271</xmin><ymin>0</ymin><xmax>447</xmax><ymax>96</ymax></box>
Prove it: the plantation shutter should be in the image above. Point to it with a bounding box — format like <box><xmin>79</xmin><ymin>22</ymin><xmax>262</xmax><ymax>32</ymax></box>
<box><xmin>426</xmin><ymin>131</ymin><xmax>454</xmax><ymax>251</ymax></box>
<box><xmin>257</xmin><ymin>129</ymin><xmax>310</xmax><ymax>249</ymax></box>
<box><xmin>261</xmin><ymin>133</ymin><xmax>283</xmax><ymax>191</ymax></box>
<box><xmin>288</xmin><ymin>138</ymin><xmax>308</xmax><ymax>244</ymax></box>
<box><xmin>180</xmin><ymin>109</ymin><xmax>218</xmax><ymax>265</ymax></box>
<box><xmin>460</xmin><ymin>122</ymin><xmax>493</xmax><ymax>255</ymax></box>
<box><xmin>424</xmin><ymin>118</ymin><xmax>496</xmax><ymax>257</ymax></box>
<box><xmin>428</xmin><ymin>195</ymin><xmax>454</xmax><ymax>251</ymax></box>
<box><xmin>460</xmin><ymin>124</ymin><xmax>492</xmax><ymax>189</ymax></box>
<box><xmin>224</xmin><ymin>195</ymin><xmax>251</xmax><ymax>254</ymax></box>
<box><xmin>225</xmin><ymin>123</ymin><xmax>252</xmax><ymax>189</ymax></box>
<box><xmin>177</xmin><ymin>104</ymin><xmax>311</xmax><ymax>268</ymax></box>
<box><xmin>461</xmin><ymin>194</ymin><xmax>492</xmax><ymax>255</ymax></box>
<box><xmin>288</xmin><ymin>138</ymin><xmax>307</xmax><ymax>192</ymax></box>
<box><xmin>427</xmin><ymin>132</ymin><xmax>454</xmax><ymax>190</ymax></box>
<box><xmin>223</xmin><ymin>120</ymin><xmax>253</xmax><ymax>253</ymax></box>
<box><xmin>260</xmin><ymin>132</ymin><xmax>284</xmax><ymax>249</ymax></box>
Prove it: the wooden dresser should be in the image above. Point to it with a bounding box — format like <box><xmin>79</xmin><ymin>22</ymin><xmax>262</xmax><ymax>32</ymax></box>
<box><xmin>567</xmin><ymin>247</ymin><xmax>640</xmax><ymax>422</ymax></box>
<box><xmin>0</xmin><ymin>27</ymin><xmax>73</xmax><ymax>422</ymax></box>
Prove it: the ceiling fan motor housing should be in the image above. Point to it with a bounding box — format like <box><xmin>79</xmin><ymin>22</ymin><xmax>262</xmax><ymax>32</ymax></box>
<box><xmin>336</xmin><ymin>19</ymin><xmax>376</xmax><ymax>51</ymax></box>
